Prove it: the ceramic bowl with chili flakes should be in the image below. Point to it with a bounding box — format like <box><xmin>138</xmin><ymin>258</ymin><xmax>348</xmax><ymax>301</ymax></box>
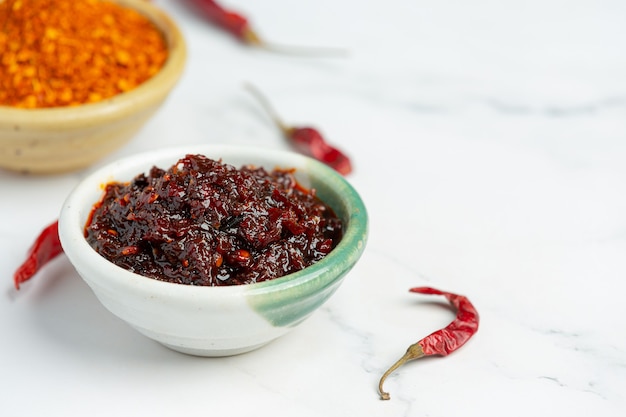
<box><xmin>58</xmin><ymin>145</ymin><xmax>368</xmax><ymax>357</ymax></box>
<box><xmin>0</xmin><ymin>0</ymin><xmax>186</xmax><ymax>175</ymax></box>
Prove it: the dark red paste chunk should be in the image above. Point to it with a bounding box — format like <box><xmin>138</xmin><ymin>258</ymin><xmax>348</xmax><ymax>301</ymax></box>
<box><xmin>84</xmin><ymin>154</ymin><xmax>343</xmax><ymax>286</ymax></box>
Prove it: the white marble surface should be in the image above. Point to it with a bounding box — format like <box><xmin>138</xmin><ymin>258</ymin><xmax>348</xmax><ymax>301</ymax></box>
<box><xmin>2</xmin><ymin>0</ymin><xmax>626</xmax><ymax>415</ymax></box>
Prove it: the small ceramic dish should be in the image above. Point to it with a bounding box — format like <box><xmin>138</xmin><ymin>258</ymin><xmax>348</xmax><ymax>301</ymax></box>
<box><xmin>0</xmin><ymin>0</ymin><xmax>187</xmax><ymax>175</ymax></box>
<box><xmin>58</xmin><ymin>145</ymin><xmax>368</xmax><ymax>356</ymax></box>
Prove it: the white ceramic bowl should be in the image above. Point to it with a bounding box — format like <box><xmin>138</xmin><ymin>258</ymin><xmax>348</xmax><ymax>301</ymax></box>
<box><xmin>58</xmin><ymin>145</ymin><xmax>368</xmax><ymax>356</ymax></box>
<box><xmin>0</xmin><ymin>0</ymin><xmax>187</xmax><ymax>174</ymax></box>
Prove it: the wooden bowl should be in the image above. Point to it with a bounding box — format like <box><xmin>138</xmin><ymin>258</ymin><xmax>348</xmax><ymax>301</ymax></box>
<box><xmin>0</xmin><ymin>0</ymin><xmax>187</xmax><ymax>175</ymax></box>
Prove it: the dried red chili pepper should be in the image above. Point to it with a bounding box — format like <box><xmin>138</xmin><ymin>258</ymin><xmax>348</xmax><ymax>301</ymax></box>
<box><xmin>378</xmin><ymin>287</ymin><xmax>479</xmax><ymax>400</ymax></box>
<box><xmin>13</xmin><ymin>220</ymin><xmax>64</xmax><ymax>290</ymax></box>
<box><xmin>185</xmin><ymin>0</ymin><xmax>256</xmax><ymax>44</ymax></box>
<box><xmin>244</xmin><ymin>83</ymin><xmax>353</xmax><ymax>175</ymax></box>
<box><xmin>185</xmin><ymin>0</ymin><xmax>346</xmax><ymax>56</ymax></box>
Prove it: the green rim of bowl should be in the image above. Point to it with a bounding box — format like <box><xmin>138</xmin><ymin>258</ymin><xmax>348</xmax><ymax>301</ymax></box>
<box><xmin>244</xmin><ymin>157</ymin><xmax>368</xmax><ymax>327</ymax></box>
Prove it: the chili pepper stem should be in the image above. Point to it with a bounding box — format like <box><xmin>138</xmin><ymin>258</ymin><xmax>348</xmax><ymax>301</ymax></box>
<box><xmin>259</xmin><ymin>41</ymin><xmax>348</xmax><ymax>57</ymax></box>
<box><xmin>241</xmin><ymin>26</ymin><xmax>262</xmax><ymax>47</ymax></box>
<box><xmin>241</xmin><ymin>27</ymin><xmax>347</xmax><ymax>56</ymax></box>
<box><xmin>243</xmin><ymin>82</ymin><xmax>291</xmax><ymax>134</ymax></box>
<box><xmin>378</xmin><ymin>342</ymin><xmax>425</xmax><ymax>401</ymax></box>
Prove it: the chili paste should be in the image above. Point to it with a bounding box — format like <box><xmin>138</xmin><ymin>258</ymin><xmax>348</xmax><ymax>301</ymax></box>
<box><xmin>84</xmin><ymin>154</ymin><xmax>343</xmax><ymax>286</ymax></box>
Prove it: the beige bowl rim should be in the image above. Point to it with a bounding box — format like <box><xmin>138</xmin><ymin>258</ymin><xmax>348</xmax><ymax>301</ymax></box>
<box><xmin>0</xmin><ymin>0</ymin><xmax>187</xmax><ymax>130</ymax></box>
